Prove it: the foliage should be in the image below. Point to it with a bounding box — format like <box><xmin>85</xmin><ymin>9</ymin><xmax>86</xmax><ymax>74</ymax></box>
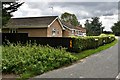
<box><xmin>2</xmin><ymin>2</ymin><xmax>24</xmax><ymax>26</ymax></box>
<box><xmin>102</xmin><ymin>31</ymin><xmax>113</xmax><ymax>35</ymax></box>
<box><xmin>2</xmin><ymin>35</ymin><xmax>116</xmax><ymax>79</ymax></box>
<box><xmin>111</xmin><ymin>21</ymin><xmax>120</xmax><ymax>36</ymax></box>
<box><xmin>100</xmin><ymin>34</ymin><xmax>115</xmax><ymax>37</ymax></box>
<box><xmin>85</xmin><ymin>17</ymin><xmax>104</xmax><ymax>36</ymax></box>
<box><xmin>71</xmin><ymin>35</ymin><xmax>115</xmax><ymax>52</ymax></box>
<box><xmin>73</xmin><ymin>39</ymin><xmax>117</xmax><ymax>60</ymax></box>
<box><xmin>61</xmin><ymin>12</ymin><xmax>79</xmax><ymax>26</ymax></box>
<box><xmin>2</xmin><ymin>44</ymin><xmax>77</xmax><ymax>78</ymax></box>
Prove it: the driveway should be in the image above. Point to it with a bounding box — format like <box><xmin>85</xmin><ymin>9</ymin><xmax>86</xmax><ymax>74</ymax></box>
<box><xmin>32</xmin><ymin>37</ymin><xmax>119</xmax><ymax>79</ymax></box>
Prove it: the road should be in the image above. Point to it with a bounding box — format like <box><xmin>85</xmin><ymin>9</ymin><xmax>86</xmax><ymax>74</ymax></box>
<box><xmin>32</xmin><ymin>37</ymin><xmax>119</xmax><ymax>79</ymax></box>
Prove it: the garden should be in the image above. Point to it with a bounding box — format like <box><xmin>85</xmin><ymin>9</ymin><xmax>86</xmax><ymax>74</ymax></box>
<box><xmin>2</xmin><ymin>34</ymin><xmax>117</xmax><ymax>79</ymax></box>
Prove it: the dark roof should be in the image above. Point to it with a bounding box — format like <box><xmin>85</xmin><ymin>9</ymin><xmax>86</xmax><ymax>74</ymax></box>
<box><xmin>5</xmin><ymin>16</ymin><xmax>58</xmax><ymax>28</ymax></box>
<box><xmin>62</xmin><ymin>21</ymin><xmax>86</xmax><ymax>33</ymax></box>
<box><xmin>62</xmin><ymin>22</ymin><xmax>75</xmax><ymax>30</ymax></box>
<box><xmin>75</xmin><ymin>27</ymin><xmax>86</xmax><ymax>33</ymax></box>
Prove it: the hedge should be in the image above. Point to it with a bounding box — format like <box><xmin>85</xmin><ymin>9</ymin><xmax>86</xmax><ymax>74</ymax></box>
<box><xmin>70</xmin><ymin>36</ymin><xmax>115</xmax><ymax>52</ymax></box>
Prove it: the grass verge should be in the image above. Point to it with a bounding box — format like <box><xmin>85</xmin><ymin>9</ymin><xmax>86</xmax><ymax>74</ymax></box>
<box><xmin>73</xmin><ymin>38</ymin><xmax>118</xmax><ymax>60</ymax></box>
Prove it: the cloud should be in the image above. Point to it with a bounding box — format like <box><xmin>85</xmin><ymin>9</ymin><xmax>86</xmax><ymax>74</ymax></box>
<box><xmin>79</xmin><ymin>15</ymin><xmax>118</xmax><ymax>31</ymax></box>
<box><xmin>12</xmin><ymin>2</ymin><xmax>118</xmax><ymax>31</ymax></box>
<box><xmin>13</xmin><ymin>2</ymin><xmax>118</xmax><ymax>18</ymax></box>
<box><xmin>18</xmin><ymin>0</ymin><xmax>119</xmax><ymax>2</ymax></box>
<box><xmin>100</xmin><ymin>15</ymin><xmax>118</xmax><ymax>31</ymax></box>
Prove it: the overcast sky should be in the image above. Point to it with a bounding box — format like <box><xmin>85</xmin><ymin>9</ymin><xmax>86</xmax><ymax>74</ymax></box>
<box><xmin>13</xmin><ymin>1</ymin><xmax>119</xmax><ymax>31</ymax></box>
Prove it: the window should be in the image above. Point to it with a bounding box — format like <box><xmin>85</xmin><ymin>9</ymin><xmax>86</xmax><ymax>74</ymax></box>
<box><xmin>57</xmin><ymin>30</ymin><xmax>59</xmax><ymax>34</ymax></box>
<box><xmin>72</xmin><ymin>30</ymin><xmax>74</xmax><ymax>34</ymax></box>
<box><xmin>9</xmin><ymin>29</ymin><xmax>12</xmax><ymax>33</ymax></box>
<box><xmin>76</xmin><ymin>31</ymin><xmax>78</xmax><ymax>35</ymax></box>
<box><xmin>52</xmin><ymin>28</ymin><xmax>56</xmax><ymax>36</ymax></box>
<box><xmin>9</xmin><ymin>28</ymin><xmax>17</xmax><ymax>33</ymax></box>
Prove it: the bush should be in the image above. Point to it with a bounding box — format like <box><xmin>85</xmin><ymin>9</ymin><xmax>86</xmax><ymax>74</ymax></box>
<box><xmin>2</xmin><ymin>35</ymin><xmax>115</xmax><ymax>78</ymax></box>
<box><xmin>2</xmin><ymin>44</ymin><xmax>78</xmax><ymax>77</ymax></box>
<box><xmin>70</xmin><ymin>35</ymin><xmax>115</xmax><ymax>52</ymax></box>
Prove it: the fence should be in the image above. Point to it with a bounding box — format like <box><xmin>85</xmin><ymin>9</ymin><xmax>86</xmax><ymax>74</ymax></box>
<box><xmin>2</xmin><ymin>33</ymin><xmax>28</xmax><ymax>44</ymax></box>
<box><xmin>2</xmin><ymin>33</ymin><xmax>73</xmax><ymax>49</ymax></box>
<box><xmin>28</xmin><ymin>37</ymin><xmax>72</xmax><ymax>49</ymax></box>
<box><xmin>1</xmin><ymin>33</ymin><xmax>115</xmax><ymax>53</ymax></box>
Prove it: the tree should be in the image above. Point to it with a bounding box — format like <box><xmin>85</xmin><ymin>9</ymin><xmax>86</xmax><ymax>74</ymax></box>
<box><xmin>85</xmin><ymin>17</ymin><xmax>103</xmax><ymax>36</ymax></box>
<box><xmin>2</xmin><ymin>2</ymin><xmax>24</xmax><ymax>26</ymax></box>
<box><xmin>111</xmin><ymin>21</ymin><xmax>120</xmax><ymax>36</ymax></box>
<box><xmin>103</xmin><ymin>31</ymin><xmax>113</xmax><ymax>34</ymax></box>
<box><xmin>84</xmin><ymin>19</ymin><xmax>92</xmax><ymax>36</ymax></box>
<box><xmin>60</xmin><ymin>12</ymin><xmax>79</xmax><ymax>26</ymax></box>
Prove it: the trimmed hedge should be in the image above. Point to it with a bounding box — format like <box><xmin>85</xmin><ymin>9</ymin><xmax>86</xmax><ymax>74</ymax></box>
<box><xmin>70</xmin><ymin>36</ymin><xmax>115</xmax><ymax>52</ymax></box>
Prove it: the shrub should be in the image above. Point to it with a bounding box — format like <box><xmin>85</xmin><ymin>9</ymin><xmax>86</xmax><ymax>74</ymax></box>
<box><xmin>2</xmin><ymin>44</ymin><xmax>78</xmax><ymax>76</ymax></box>
<box><xmin>2</xmin><ymin>35</ymin><xmax>115</xmax><ymax>78</ymax></box>
<box><xmin>70</xmin><ymin>35</ymin><xmax>115</xmax><ymax>52</ymax></box>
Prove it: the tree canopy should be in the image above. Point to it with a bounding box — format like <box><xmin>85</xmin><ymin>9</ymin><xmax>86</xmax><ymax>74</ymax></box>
<box><xmin>85</xmin><ymin>17</ymin><xmax>103</xmax><ymax>36</ymax></box>
<box><xmin>111</xmin><ymin>21</ymin><xmax>120</xmax><ymax>36</ymax></box>
<box><xmin>60</xmin><ymin>12</ymin><xmax>79</xmax><ymax>26</ymax></box>
<box><xmin>2</xmin><ymin>2</ymin><xmax>24</xmax><ymax>26</ymax></box>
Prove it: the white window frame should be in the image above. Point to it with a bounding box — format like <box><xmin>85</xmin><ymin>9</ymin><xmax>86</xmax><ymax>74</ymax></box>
<box><xmin>72</xmin><ymin>30</ymin><xmax>74</xmax><ymax>34</ymax></box>
<box><xmin>9</xmin><ymin>28</ymin><xmax>17</xmax><ymax>33</ymax></box>
<box><xmin>52</xmin><ymin>28</ymin><xmax>56</xmax><ymax>36</ymax></box>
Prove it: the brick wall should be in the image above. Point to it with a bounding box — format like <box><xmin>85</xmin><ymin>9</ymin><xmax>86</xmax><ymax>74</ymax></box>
<box><xmin>18</xmin><ymin>28</ymin><xmax>47</xmax><ymax>37</ymax></box>
<box><xmin>47</xmin><ymin>19</ymin><xmax>63</xmax><ymax>37</ymax></box>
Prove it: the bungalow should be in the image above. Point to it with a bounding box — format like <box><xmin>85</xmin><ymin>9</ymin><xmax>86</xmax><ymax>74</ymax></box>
<box><xmin>75</xmin><ymin>26</ymin><xmax>86</xmax><ymax>36</ymax></box>
<box><xmin>62</xmin><ymin>22</ymin><xmax>86</xmax><ymax>37</ymax></box>
<box><xmin>62</xmin><ymin>22</ymin><xmax>76</xmax><ymax>37</ymax></box>
<box><xmin>2</xmin><ymin>16</ymin><xmax>86</xmax><ymax>37</ymax></box>
<box><xmin>2</xmin><ymin>16</ymin><xmax>65</xmax><ymax>37</ymax></box>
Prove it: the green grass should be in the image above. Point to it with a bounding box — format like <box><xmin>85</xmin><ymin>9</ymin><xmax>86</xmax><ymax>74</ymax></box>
<box><xmin>73</xmin><ymin>38</ymin><xmax>118</xmax><ymax>59</ymax></box>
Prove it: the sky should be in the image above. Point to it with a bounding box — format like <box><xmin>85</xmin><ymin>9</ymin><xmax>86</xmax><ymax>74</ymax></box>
<box><xmin>12</xmin><ymin>1</ymin><xmax>119</xmax><ymax>31</ymax></box>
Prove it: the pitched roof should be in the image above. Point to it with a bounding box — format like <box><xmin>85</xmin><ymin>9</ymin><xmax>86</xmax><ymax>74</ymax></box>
<box><xmin>62</xmin><ymin>21</ymin><xmax>86</xmax><ymax>33</ymax></box>
<box><xmin>62</xmin><ymin>22</ymin><xmax>75</xmax><ymax>30</ymax></box>
<box><xmin>75</xmin><ymin>26</ymin><xmax>86</xmax><ymax>33</ymax></box>
<box><xmin>5</xmin><ymin>16</ymin><xmax>60</xmax><ymax>28</ymax></box>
